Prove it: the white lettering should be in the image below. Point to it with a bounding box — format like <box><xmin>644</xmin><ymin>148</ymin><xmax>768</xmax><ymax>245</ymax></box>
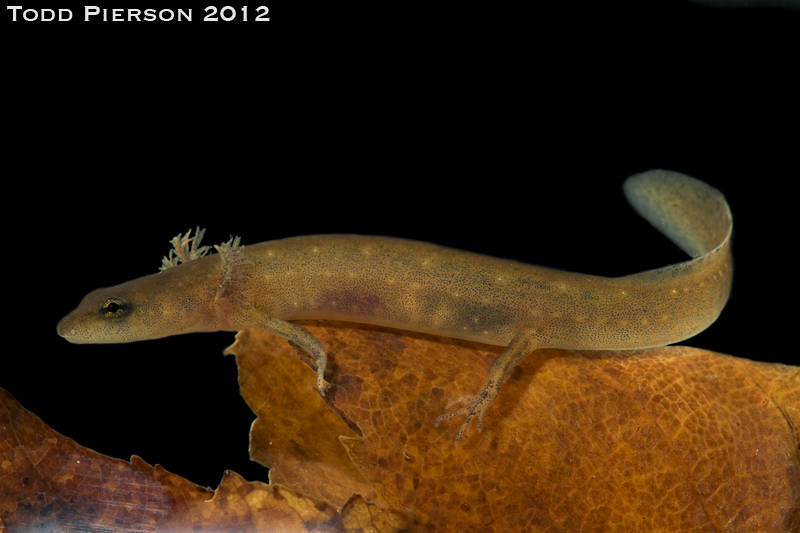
<box><xmin>80</xmin><ymin>6</ymin><xmax>192</xmax><ymax>22</ymax></box>
<box><xmin>7</xmin><ymin>6</ymin><xmax>21</xmax><ymax>21</ymax></box>
<box><xmin>84</xmin><ymin>6</ymin><xmax>100</xmax><ymax>21</ymax></box>
<box><xmin>219</xmin><ymin>6</ymin><xmax>235</xmax><ymax>21</ymax></box>
<box><xmin>7</xmin><ymin>6</ymin><xmax>73</xmax><ymax>21</ymax></box>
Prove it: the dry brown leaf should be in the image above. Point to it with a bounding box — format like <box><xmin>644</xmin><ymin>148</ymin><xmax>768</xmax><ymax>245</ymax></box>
<box><xmin>0</xmin><ymin>386</ymin><xmax>413</xmax><ymax>532</ymax></box>
<box><xmin>2</xmin><ymin>321</ymin><xmax>798</xmax><ymax>532</ymax></box>
<box><xmin>223</xmin><ymin>330</ymin><xmax>374</xmax><ymax>509</ymax></box>
<box><xmin>231</xmin><ymin>321</ymin><xmax>799</xmax><ymax>532</ymax></box>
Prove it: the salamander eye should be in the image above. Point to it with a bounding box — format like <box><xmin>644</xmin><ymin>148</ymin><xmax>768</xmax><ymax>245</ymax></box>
<box><xmin>101</xmin><ymin>298</ymin><xmax>127</xmax><ymax>318</ymax></box>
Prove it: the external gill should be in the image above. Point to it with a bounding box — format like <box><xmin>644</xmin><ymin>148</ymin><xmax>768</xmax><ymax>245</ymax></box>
<box><xmin>160</xmin><ymin>227</ymin><xmax>212</xmax><ymax>270</ymax></box>
<box><xmin>212</xmin><ymin>234</ymin><xmax>251</xmax><ymax>310</ymax></box>
<box><xmin>214</xmin><ymin>235</ymin><xmax>246</xmax><ymax>285</ymax></box>
<box><xmin>159</xmin><ymin>226</ymin><xmax>249</xmax><ymax>303</ymax></box>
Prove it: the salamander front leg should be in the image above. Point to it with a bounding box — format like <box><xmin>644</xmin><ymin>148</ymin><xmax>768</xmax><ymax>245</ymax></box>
<box><xmin>258</xmin><ymin>317</ymin><xmax>328</xmax><ymax>396</ymax></box>
<box><xmin>435</xmin><ymin>328</ymin><xmax>542</xmax><ymax>446</ymax></box>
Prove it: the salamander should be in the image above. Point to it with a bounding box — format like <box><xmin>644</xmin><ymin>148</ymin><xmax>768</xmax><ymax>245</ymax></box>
<box><xmin>57</xmin><ymin>169</ymin><xmax>733</xmax><ymax>446</ymax></box>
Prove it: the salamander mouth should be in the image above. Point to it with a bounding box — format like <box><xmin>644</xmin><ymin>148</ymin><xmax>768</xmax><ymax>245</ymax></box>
<box><xmin>56</xmin><ymin>315</ymin><xmax>74</xmax><ymax>340</ymax></box>
<box><xmin>56</xmin><ymin>320</ymin><xmax>91</xmax><ymax>344</ymax></box>
<box><xmin>56</xmin><ymin>313</ymin><xmax>104</xmax><ymax>344</ymax></box>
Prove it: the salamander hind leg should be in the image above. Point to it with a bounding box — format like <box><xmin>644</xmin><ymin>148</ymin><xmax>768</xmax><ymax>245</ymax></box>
<box><xmin>435</xmin><ymin>328</ymin><xmax>542</xmax><ymax>446</ymax></box>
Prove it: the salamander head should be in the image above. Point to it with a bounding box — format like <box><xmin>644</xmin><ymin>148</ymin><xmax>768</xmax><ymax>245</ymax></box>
<box><xmin>57</xmin><ymin>260</ymin><xmax>219</xmax><ymax>344</ymax></box>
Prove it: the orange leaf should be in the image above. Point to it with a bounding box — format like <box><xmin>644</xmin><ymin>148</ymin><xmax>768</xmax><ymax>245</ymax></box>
<box><xmin>0</xmin><ymin>385</ymin><xmax>413</xmax><ymax>532</ymax></box>
<box><xmin>2</xmin><ymin>321</ymin><xmax>798</xmax><ymax>532</ymax></box>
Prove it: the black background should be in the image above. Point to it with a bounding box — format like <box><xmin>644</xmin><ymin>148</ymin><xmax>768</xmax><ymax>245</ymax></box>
<box><xmin>4</xmin><ymin>1</ymin><xmax>797</xmax><ymax>490</ymax></box>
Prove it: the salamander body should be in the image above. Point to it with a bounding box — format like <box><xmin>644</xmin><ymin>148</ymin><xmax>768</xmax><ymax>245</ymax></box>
<box><xmin>58</xmin><ymin>169</ymin><xmax>733</xmax><ymax>445</ymax></box>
